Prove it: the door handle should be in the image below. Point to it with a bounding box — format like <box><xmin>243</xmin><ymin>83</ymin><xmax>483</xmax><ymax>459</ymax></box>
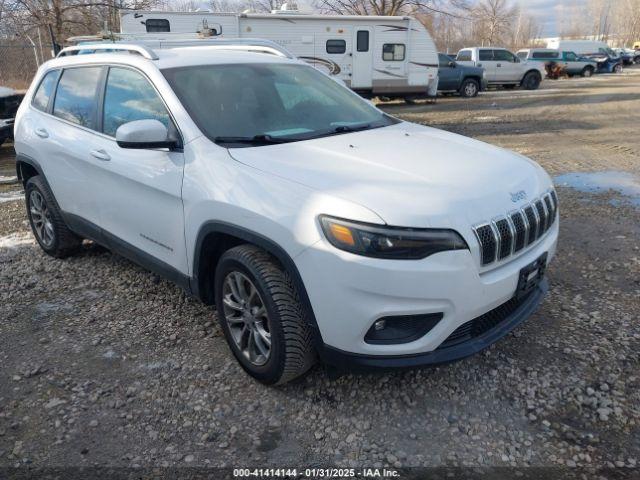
<box><xmin>35</xmin><ymin>128</ymin><xmax>49</xmax><ymax>138</ymax></box>
<box><xmin>90</xmin><ymin>149</ymin><xmax>111</xmax><ymax>161</ymax></box>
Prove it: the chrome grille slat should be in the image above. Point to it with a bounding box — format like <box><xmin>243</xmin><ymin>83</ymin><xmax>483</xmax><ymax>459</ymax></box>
<box><xmin>472</xmin><ymin>190</ymin><xmax>557</xmax><ymax>266</ymax></box>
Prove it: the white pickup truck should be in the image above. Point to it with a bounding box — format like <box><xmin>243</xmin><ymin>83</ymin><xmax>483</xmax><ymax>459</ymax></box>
<box><xmin>456</xmin><ymin>47</ymin><xmax>546</xmax><ymax>90</ymax></box>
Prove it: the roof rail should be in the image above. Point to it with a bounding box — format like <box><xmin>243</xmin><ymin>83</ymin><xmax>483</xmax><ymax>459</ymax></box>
<box><xmin>57</xmin><ymin>43</ymin><xmax>159</xmax><ymax>60</ymax></box>
<box><xmin>59</xmin><ymin>38</ymin><xmax>295</xmax><ymax>60</ymax></box>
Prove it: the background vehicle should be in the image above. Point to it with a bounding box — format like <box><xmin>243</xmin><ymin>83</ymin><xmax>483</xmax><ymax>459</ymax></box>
<box><xmin>437</xmin><ymin>53</ymin><xmax>486</xmax><ymax>97</ymax></box>
<box><xmin>612</xmin><ymin>48</ymin><xmax>640</xmax><ymax>65</ymax></box>
<box><xmin>14</xmin><ymin>42</ymin><xmax>558</xmax><ymax>385</ymax></box>
<box><xmin>455</xmin><ymin>47</ymin><xmax>545</xmax><ymax>90</ymax></box>
<box><xmin>0</xmin><ymin>87</ymin><xmax>24</xmax><ymax>146</ymax></box>
<box><xmin>546</xmin><ymin>39</ymin><xmax>623</xmax><ymax>73</ymax></box>
<box><xmin>516</xmin><ymin>48</ymin><xmax>598</xmax><ymax>77</ymax></box>
<box><xmin>116</xmin><ymin>9</ymin><xmax>439</xmax><ymax>101</ymax></box>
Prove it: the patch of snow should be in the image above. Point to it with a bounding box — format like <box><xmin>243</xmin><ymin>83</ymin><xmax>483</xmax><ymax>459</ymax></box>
<box><xmin>0</xmin><ymin>86</ymin><xmax>17</xmax><ymax>98</ymax></box>
<box><xmin>0</xmin><ymin>175</ymin><xmax>18</xmax><ymax>185</ymax></box>
<box><xmin>0</xmin><ymin>232</ymin><xmax>33</xmax><ymax>249</ymax></box>
<box><xmin>0</xmin><ymin>190</ymin><xmax>23</xmax><ymax>203</ymax></box>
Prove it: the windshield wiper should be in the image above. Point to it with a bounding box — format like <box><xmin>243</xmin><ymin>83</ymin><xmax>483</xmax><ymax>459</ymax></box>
<box><xmin>214</xmin><ymin>134</ymin><xmax>295</xmax><ymax>146</ymax></box>
<box><xmin>332</xmin><ymin>123</ymin><xmax>372</xmax><ymax>133</ymax></box>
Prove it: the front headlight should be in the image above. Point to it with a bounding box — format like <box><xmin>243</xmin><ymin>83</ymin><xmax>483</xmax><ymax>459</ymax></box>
<box><xmin>319</xmin><ymin>215</ymin><xmax>468</xmax><ymax>260</ymax></box>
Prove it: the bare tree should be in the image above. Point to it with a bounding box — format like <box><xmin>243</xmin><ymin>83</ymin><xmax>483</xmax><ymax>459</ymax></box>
<box><xmin>470</xmin><ymin>0</ymin><xmax>517</xmax><ymax>46</ymax></box>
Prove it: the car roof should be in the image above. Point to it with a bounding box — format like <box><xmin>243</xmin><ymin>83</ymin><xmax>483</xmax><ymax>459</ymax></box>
<box><xmin>42</xmin><ymin>47</ymin><xmax>301</xmax><ymax>72</ymax></box>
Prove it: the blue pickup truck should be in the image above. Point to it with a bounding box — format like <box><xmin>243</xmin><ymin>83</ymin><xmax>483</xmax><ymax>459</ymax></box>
<box><xmin>437</xmin><ymin>53</ymin><xmax>487</xmax><ymax>98</ymax></box>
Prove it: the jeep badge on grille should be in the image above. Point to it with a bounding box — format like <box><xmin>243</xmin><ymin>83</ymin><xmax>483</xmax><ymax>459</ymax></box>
<box><xmin>510</xmin><ymin>190</ymin><xmax>527</xmax><ymax>202</ymax></box>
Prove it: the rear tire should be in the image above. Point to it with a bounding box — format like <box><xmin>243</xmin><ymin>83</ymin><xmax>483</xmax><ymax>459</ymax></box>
<box><xmin>25</xmin><ymin>176</ymin><xmax>82</xmax><ymax>258</ymax></box>
<box><xmin>459</xmin><ymin>78</ymin><xmax>479</xmax><ymax>98</ymax></box>
<box><xmin>521</xmin><ymin>71</ymin><xmax>541</xmax><ymax>90</ymax></box>
<box><xmin>581</xmin><ymin>66</ymin><xmax>594</xmax><ymax>78</ymax></box>
<box><xmin>214</xmin><ymin>244</ymin><xmax>316</xmax><ymax>385</ymax></box>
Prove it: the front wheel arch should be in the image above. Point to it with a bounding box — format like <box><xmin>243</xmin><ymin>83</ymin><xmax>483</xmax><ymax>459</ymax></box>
<box><xmin>191</xmin><ymin>222</ymin><xmax>323</xmax><ymax>345</ymax></box>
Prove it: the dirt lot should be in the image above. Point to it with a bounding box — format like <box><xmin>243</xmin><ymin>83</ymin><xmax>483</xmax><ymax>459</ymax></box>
<box><xmin>1</xmin><ymin>70</ymin><xmax>639</xmax><ymax>474</ymax></box>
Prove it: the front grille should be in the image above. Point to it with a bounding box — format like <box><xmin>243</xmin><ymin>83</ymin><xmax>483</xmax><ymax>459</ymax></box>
<box><xmin>437</xmin><ymin>291</ymin><xmax>532</xmax><ymax>349</ymax></box>
<box><xmin>510</xmin><ymin>211</ymin><xmax>526</xmax><ymax>252</ymax></box>
<box><xmin>474</xmin><ymin>224</ymin><xmax>497</xmax><ymax>265</ymax></box>
<box><xmin>494</xmin><ymin>218</ymin><xmax>512</xmax><ymax>260</ymax></box>
<box><xmin>472</xmin><ymin>190</ymin><xmax>558</xmax><ymax>266</ymax></box>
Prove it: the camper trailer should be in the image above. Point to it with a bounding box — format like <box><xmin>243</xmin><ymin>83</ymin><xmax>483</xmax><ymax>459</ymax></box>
<box><xmin>118</xmin><ymin>10</ymin><xmax>439</xmax><ymax>100</ymax></box>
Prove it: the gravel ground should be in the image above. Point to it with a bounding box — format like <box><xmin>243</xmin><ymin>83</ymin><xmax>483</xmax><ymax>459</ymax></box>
<box><xmin>1</xmin><ymin>70</ymin><xmax>639</xmax><ymax>474</ymax></box>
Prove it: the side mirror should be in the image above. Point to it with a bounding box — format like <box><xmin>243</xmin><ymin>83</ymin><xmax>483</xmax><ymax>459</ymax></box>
<box><xmin>116</xmin><ymin>119</ymin><xmax>178</xmax><ymax>150</ymax></box>
<box><xmin>514</xmin><ymin>57</ymin><xmax>521</xmax><ymax>63</ymax></box>
<box><xmin>448</xmin><ymin>61</ymin><xmax>456</xmax><ymax>68</ymax></box>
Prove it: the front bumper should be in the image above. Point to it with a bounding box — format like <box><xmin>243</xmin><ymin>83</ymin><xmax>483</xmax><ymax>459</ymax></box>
<box><xmin>295</xmin><ymin>220</ymin><xmax>558</xmax><ymax>359</ymax></box>
<box><xmin>319</xmin><ymin>278</ymin><xmax>547</xmax><ymax>369</ymax></box>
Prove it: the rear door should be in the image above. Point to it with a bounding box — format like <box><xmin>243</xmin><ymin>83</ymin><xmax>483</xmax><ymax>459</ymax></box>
<box><xmin>89</xmin><ymin>66</ymin><xmax>187</xmax><ymax>274</ymax></box>
<box><xmin>492</xmin><ymin>49</ymin><xmax>520</xmax><ymax>82</ymax></box>
<box><xmin>38</xmin><ymin>66</ymin><xmax>105</xmax><ymax>227</ymax></box>
<box><xmin>477</xmin><ymin>49</ymin><xmax>498</xmax><ymax>81</ymax></box>
<box><xmin>352</xmin><ymin>27</ymin><xmax>373</xmax><ymax>89</ymax></box>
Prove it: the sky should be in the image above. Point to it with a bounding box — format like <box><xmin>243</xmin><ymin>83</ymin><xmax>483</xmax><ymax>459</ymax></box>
<box><xmin>512</xmin><ymin>0</ymin><xmax>588</xmax><ymax>38</ymax></box>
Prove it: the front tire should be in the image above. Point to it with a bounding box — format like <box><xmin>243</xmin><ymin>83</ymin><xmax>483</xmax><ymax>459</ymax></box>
<box><xmin>521</xmin><ymin>72</ymin><xmax>541</xmax><ymax>90</ymax></box>
<box><xmin>613</xmin><ymin>63</ymin><xmax>623</xmax><ymax>74</ymax></box>
<box><xmin>214</xmin><ymin>245</ymin><xmax>316</xmax><ymax>385</ymax></box>
<box><xmin>581</xmin><ymin>66</ymin><xmax>594</xmax><ymax>78</ymax></box>
<box><xmin>25</xmin><ymin>176</ymin><xmax>81</xmax><ymax>258</ymax></box>
<box><xmin>459</xmin><ymin>78</ymin><xmax>479</xmax><ymax>98</ymax></box>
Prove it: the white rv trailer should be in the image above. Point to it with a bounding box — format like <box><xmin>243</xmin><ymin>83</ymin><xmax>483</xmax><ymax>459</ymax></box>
<box><xmin>118</xmin><ymin>10</ymin><xmax>439</xmax><ymax>99</ymax></box>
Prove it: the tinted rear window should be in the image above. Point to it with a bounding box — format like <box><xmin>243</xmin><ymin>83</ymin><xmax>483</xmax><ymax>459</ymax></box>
<box><xmin>479</xmin><ymin>50</ymin><xmax>493</xmax><ymax>61</ymax></box>
<box><xmin>532</xmin><ymin>51</ymin><xmax>559</xmax><ymax>59</ymax></box>
<box><xmin>146</xmin><ymin>19</ymin><xmax>170</xmax><ymax>33</ymax></box>
<box><xmin>456</xmin><ymin>50</ymin><xmax>472</xmax><ymax>61</ymax></box>
<box><xmin>326</xmin><ymin>39</ymin><xmax>346</xmax><ymax>54</ymax></box>
<box><xmin>53</xmin><ymin>67</ymin><xmax>102</xmax><ymax>130</ymax></box>
<box><xmin>32</xmin><ymin>70</ymin><xmax>59</xmax><ymax>112</ymax></box>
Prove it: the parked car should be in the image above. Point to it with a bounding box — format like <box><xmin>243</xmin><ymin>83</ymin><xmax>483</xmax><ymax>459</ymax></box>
<box><xmin>545</xmin><ymin>40</ymin><xmax>623</xmax><ymax>74</ymax></box>
<box><xmin>455</xmin><ymin>47</ymin><xmax>546</xmax><ymax>90</ymax></box>
<box><xmin>14</xmin><ymin>42</ymin><xmax>558</xmax><ymax>385</ymax></box>
<box><xmin>516</xmin><ymin>48</ymin><xmax>598</xmax><ymax>77</ymax></box>
<box><xmin>437</xmin><ymin>53</ymin><xmax>486</xmax><ymax>97</ymax></box>
<box><xmin>612</xmin><ymin>48</ymin><xmax>640</xmax><ymax>65</ymax></box>
<box><xmin>0</xmin><ymin>87</ymin><xmax>24</xmax><ymax>146</ymax></box>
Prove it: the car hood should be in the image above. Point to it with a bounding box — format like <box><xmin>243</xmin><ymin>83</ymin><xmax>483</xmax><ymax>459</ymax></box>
<box><xmin>228</xmin><ymin>122</ymin><xmax>552</xmax><ymax>228</ymax></box>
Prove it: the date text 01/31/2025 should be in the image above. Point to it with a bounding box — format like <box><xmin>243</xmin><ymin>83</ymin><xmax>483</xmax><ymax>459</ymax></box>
<box><xmin>233</xmin><ymin>468</ymin><xmax>401</xmax><ymax>478</ymax></box>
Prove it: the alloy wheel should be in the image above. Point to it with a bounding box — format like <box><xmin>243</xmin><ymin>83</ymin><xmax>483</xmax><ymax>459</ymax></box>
<box><xmin>222</xmin><ymin>271</ymin><xmax>272</xmax><ymax>366</ymax></box>
<box><xmin>29</xmin><ymin>190</ymin><xmax>55</xmax><ymax>247</ymax></box>
<box><xmin>464</xmin><ymin>83</ymin><xmax>477</xmax><ymax>97</ymax></box>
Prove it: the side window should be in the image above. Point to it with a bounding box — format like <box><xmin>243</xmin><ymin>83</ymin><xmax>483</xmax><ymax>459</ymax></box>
<box><xmin>145</xmin><ymin>19</ymin><xmax>170</xmax><ymax>33</ymax></box>
<box><xmin>32</xmin><ymin>70</ymin><xmax>59</xmax><ymax>112</ymax></box>
<box><xmin>564</xmin><ymin>51</ymin><xmax>577</xmax><ymax>61</ymax></box>
<box><xmin>479</xmin><ymin>50</ymin><xmax>493</xmax><ymax>61</ymax></box>
<box><xmin>438</xmin><ymin>53</ymin><xmax>452</xmax><ymax>67</ymax></box>
<box><xmin>326</xmin><ymin>39</ymin><xmax>346</xmax><ymax>54</ymax></box>
<box><xmin>456</xmin><ymin>50</ymin><xmax>472</xmax><ymax>62</ymax></box>
<box><xmin>356</xmin><ymin>31</ymin><xmax>369</xmax><ymax>52</ymax></box>
<box><xmin>53</xmin><ymin>67</ymin><xmax>102</xmax><ymax>129</ymax></box>
<box><xmin>382</xmin><ymin>44</ymin><xmax>405</xmax><ymax>61</ymax></box>
<box><xmin>493</xmin><ymin>49</ymin><xmax>516</xmax><ymax>62</ymax></box>
<box><xmin>102</xmin><ymin>67</ymin><xmax>171</xmax><ymax>138</ymax></box>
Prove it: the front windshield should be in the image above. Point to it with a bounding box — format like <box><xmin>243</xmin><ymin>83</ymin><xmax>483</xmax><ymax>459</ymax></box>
<box><xmin>162</xmin><ymin>62</ymin><xmax>398</xmax><ymax>147</ymax></box>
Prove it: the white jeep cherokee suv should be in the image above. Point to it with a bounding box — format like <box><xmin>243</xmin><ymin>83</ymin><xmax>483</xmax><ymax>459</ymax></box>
<box><xmin>14</xmin><ymin>43</ymin><xmax>559</xmax><ymax>385</ymax></box>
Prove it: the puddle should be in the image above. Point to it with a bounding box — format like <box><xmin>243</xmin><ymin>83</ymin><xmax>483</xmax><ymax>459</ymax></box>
<box><xmin>554</xmin><ymin>171</ymin><xmax>640</xmax><ymax>207</ymax></box>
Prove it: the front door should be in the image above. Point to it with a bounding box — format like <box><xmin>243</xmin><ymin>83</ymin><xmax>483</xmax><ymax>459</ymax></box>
<box><xmin>90</xmin><ymin>66</ymin><xmax>187</xmax><ymax>274</ymax></box>
<box><xmin>352</xmin><ymin>28</ymin><xmax>373</xmax><ymax>89</ymax></box>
